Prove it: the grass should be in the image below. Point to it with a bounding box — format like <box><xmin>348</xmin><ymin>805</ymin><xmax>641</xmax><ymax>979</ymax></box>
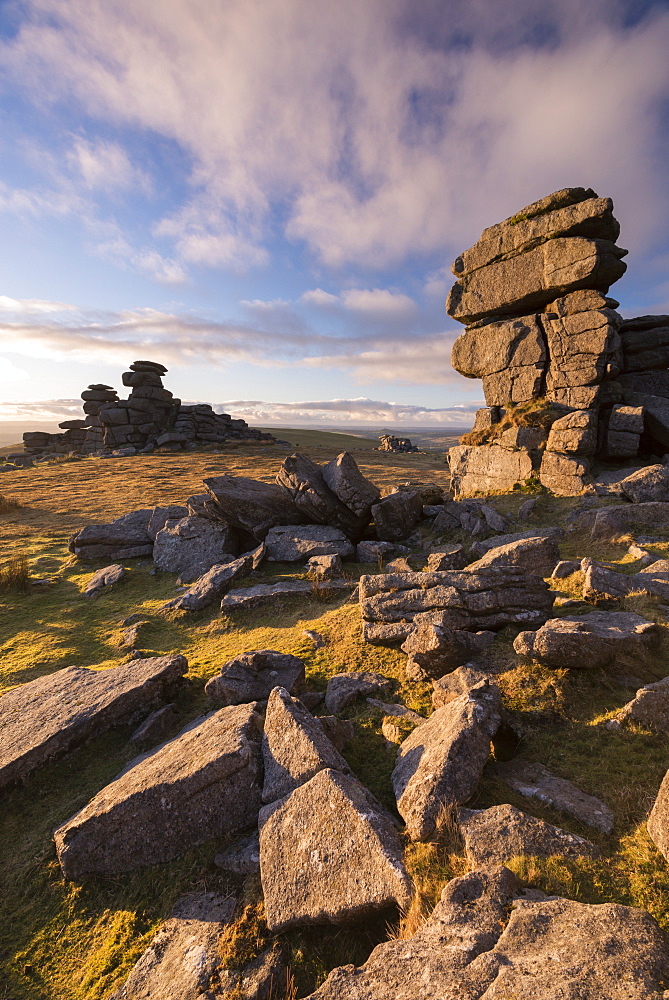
<box><xmin>459</xmin><ymin>397</ymin><xmax>565</xmax><ymax>447</ymax></box>
<box><xmin>3</xmin><ymin>440</ymin><xmax>669</xmax><ymax>996</ymax></box>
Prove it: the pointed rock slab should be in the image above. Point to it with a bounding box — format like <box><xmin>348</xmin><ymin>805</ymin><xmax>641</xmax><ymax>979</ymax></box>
<box><xmin>648</xmin><ymin>768</ymin><xmax>669</xmax><ymax>861</ymax></box>
<box><xmin>0</xmin><ymin>655</ymin><xmax>188</xmax><ymax>794</ymax></box>
<box><xmin>153</xmin><ymin>515</ymin><xmax>238</xmax><ymax>582</ymax></box>
<box><xmin>262</xmin><ymin>686</ymin><xmax>351</xmax><ymax>803</ymax></box>
<box><xmin>493</xmin><ymin>758</ymin><xmax>614</xmax><ymax>833</ymax></box>
<box><xmin>54</xmin><ymin>703</ymin><xmax>263</xmax><ymax>879</ymax></box>
<box><xmin>303</xmin><ymin>865</ymin><xmax>669</xmax><ymax>1000</ymax></box>
<box><xmin>322</xmin><ymin>451</ymin><xmax>380</xmax><ymax>521</ymax></box>
<box><xmin>259</xmin><ymin>768</ymin><xmax>412</xmax><ymax>932</ymax></box>
<box><xmin>514</xmin><ymin>611</ymin><xmax>660</xmax><ymax>671</ymax></box>
<box><xmin>276</xmin><ymin>453</ymin><xmax>361</xmax><ymax>537</ymax></box>
<box><xmin>69</xmin><ymin>510</ymin><xmax>153</xmax><ymax>560</ymax></box>
<box><xmin>203</xmin><ymin>474</ymin><xmax>307</xmax><ymax>539</ymax></box>
<box><xmin>160</xmin><ymin>551</ymin><xmax>255</xmax><ymax>611</ymax></box>
<box><xmin>109</xmin><ymin>892</ymin><xmax>237</xmax><ymax>1000</ymax></box>
<box><xmin>457</xmin><ymin>804</ymin><xmax>598</xmax><ymax>866</ymax></box>
<box><xmin>83</xmin><ymin>563</ymin><xmax>125</xmax><ymax>596</ymax></box>
<box><xmin>392</xmin><ymin>683</ymin><xmax>501</xmax><ymax>841</ymax></box>
<box><xmin>205</xmin><ymin>650</ymin><xmax>305</xmax><ymax>706</ymax></box>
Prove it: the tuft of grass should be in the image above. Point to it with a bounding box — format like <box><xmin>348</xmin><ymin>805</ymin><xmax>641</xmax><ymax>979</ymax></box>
<box><xmin>0</xmin><ymin>492</ymin><xmax>21</xmax><ymax>513</ymax></box>
<box><xmin>460</xmin><ymin>397</ymin><xmax>565</xmax><ymax>447</ymax></box>
<box><xmin>0</xmin><ymin>552</ymin><xmax>30</xmax><ymax>593</ymax></box>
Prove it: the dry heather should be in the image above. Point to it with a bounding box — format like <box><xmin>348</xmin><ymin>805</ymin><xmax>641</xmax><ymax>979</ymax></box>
<box><xmin>1</xmin><ymin>434</ymin><xmax>669</xmax><ymax>997</ymax></box>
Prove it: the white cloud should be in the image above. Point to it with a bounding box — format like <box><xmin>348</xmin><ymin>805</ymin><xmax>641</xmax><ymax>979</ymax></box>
<box><xmin>68</xmin><ymin>136</ymin><xmax>150</xmax><ymax>193</ymax></box>
<box><xmin>1</xmin><ymin>0</ymin><xmax>667</xmax><ymax>273</ymax></box>
<box><xmin>0</xmin><ymin>296</ymin><xmax>76</xmax><ymax>314</ymax></box>
<box><xmin>0</xmin><ymin>357</ymin><xmax>30</xmax><ymax>384</ymax></box>
<box><xmin>212</xmin><ymin>396</ymin><xmax>480</xmax><ymax>427</ymax></box>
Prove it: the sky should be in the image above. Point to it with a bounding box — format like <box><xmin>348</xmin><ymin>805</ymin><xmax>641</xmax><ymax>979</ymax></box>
<box><xmin>1</xmin><ymin>0</ymin><xmax>669</xmax><ymax>430</ymax></box>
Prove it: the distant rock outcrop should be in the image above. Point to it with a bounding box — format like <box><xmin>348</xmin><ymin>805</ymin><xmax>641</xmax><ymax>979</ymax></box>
<box><xmin>23</xmin><ymin>359</ymin><xmax>274</xmax><ymax>458</ymax></box>
<box><xmin>446</xmin><ymin>187</ymin><xmax>669</xmax><ymax>496</ymax></box>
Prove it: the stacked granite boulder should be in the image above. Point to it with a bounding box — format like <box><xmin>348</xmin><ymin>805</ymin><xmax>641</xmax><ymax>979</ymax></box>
<box><xmin>22</xmin><ymin>361</ymin><xmax>274</xmax><ymax>458</ymax></box>
<box><xmin>447</xmin><ymin>187</ymin><xmax>646</xmax><ymax>496</ymax></box>
<box><xmin>377</xmin><ymin>434</ymin><xmax>418</xmax><ymax>454</ymax></box>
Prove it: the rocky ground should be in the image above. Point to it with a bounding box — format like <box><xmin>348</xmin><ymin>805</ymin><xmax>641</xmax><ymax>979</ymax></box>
<box><xmin>2</xmin><ymin>437</ymin><xmax>669</xmax><ymax>999</ymax></box>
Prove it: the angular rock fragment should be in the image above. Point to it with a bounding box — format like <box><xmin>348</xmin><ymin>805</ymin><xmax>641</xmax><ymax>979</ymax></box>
<box><xmin>648</xmin><ymin>768</ymin><xmax>669</xmax><ymax>861</ymax></box>
<box><xmin>465</xmin><ymin>534</ymin><xmax>559</xmax><ymax>576</ymax></box>
<box><xmin>431</xmin><ymin>664</ymin><xmax>494</xmax><ymax>708</ymax></box>
<box><xmin>469</xmin><ymin>527</ymin><xmax>563</xmax><ymax>558</ymax></box>
<box><xmin>616</xmin><ymin>677</ymin><xmax>669</xmax><ymax>734</ymax></box>
<box><xmin>590</xmin><ymin>501</ymin><xmax>669</xmax><ymax>541</ymax></box>
<box><xmin>551</xmin><ymin>558</ymin><xmax>581</xmax><ymax>578</ymax></box>
<box><xmin>580</xmin><ymin>558</ymin><xmax>638</xmax><ymax>601</ymax></box>
<box><xmin>109</xmin><ymin>892</ymin><xmax>237</xmax><ymax>1000</ymax></box>
<box><xmin>264</xmin><ymin>524</ymin><xmax>354</xmax><ymax>561</ymax></box>
<box><xmin>513</xmin><ymin>611</ymin><xmax>659</xmax><ymax>670</ymax></box>
<box><xmin>129</xmin><ymin>704</ymin><xmax>179</xmax><ymax>745</ymax></box>
<box><xmin>493</xmin><ymin>758</ymin><xmax>614</xmax><ymax>833</ymax></box>
<box><xmin>160</xmin><ymin>551</ymin><xmax>254</xmax><ymax>612</ymax></box>
<box><xmin>425</xmin><ymin>545</ymin><xmax>466</xmax><ymax>570</ymax></box>
<box><xmin>153</xmin><ymin>515</ymin><xmax>238</xmax><ymax>582</ymax></box>
<box><xmin>304</xmin><ymin>864</ymin><xmax>669</xmax><ymax>1000</ymax></box>
<box><xmin>362</xmin><ymin>621</ymin><xmax>414</xmax><ymax>646</ymax></box>
<box><xmin>401</xmin><ymin>622</ymin><xmax>496</xmax><ymax>681</ymax></box>
<box><xmin>259</xmin><ymin>768</ymin><xmax>412</xmax><ymax>931</ymax></box>
<box><xmin>205</xmin><ymin>650</ymin><xmax>305</xmax><ymax>706</ymax></box>
<box><xmin>371</xmin><ymin>490</ymin><xmax>422</xmax><ymax>541</ymax></box>
<box><xmin>147</xmin><ymin>504</ymin><xmax>189</xmax><ymax>539</ymax></box>
<box><xmin>54</xmin><ymin>702</ymin><xmax>263</xmax><ymax>878</ymax></box>
<box><xmin>221</xmin><ymin>578</ymin><xmax>351</xmax><ymax>611</ymax></box>
<box><xmin>261</xmin><ymin>686</ymin><xmax>350</xmax><ymax>803</ymax></box>
<box><xmin>458</xmin><ymin>803</ymin><xmax>598</xmax><ymax>865</ymax></box>
<box><xmin>546</xmin><ymin>409</ymin><xmax>598</xmax><ymax>455</ymax></box>
<box><xmin>621</xmin><ymin>464</ymin><xmax>669</xmax><ymax>503</ymax></box>
<box><xmin>306</xmin><ymin>553</ymin><xmax>343</xmax><ymax>579</ymax></box>
<box><xmin>385</xmin><ymin>556</ymin><xmax>413</xmax><ymax>573</ymax></box>
<box><xmin>0</xmin><ymin>655</ymin><xmax>188</xmax><ymax>793</ymax></box>
<box><xmin>276</xmin><ymin>453</ymin><xmax>360</xmax><ymax>536</ymax></box>
<box><xmin>392</xmin><ymin>682</ymin><xmax>501</xmax><ymax>840</ymax></box>
<box><xmin>69</xmin><ymin>510</ymin><xmax>154</xmax><ymax>561</ymax></box>
<box><xmin>321</xmin><ymin>451</ymin><xmax>380</xmax><ymax>520</ymax></box>
<box><xmin>325</xmin><ymin>670</ymin><xmax>393</xmax><ymax>714</ymax></box>
<box><xmin>203</xmin><ymin>475</ymin><xmax>306</xmax><ymax>538</ymax></box>
<box><xmin>83</xmin><ymin>563</ymin><xmax>125</xmax><ymax>596</ymax></box>
<box><xmin>356</xmin><ymin>539</ymin><xmax>395</xmax><ymax>563</ymax></box>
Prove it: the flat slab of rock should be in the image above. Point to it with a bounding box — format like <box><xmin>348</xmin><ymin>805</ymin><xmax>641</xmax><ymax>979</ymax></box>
<box><xmin>259</xmin><ymin>768</ymin><xmax>412</xmax><ymax>932</ymax></box>
<box><xmin>360</xmin><ymin>567</ymin><xmax>553</xmax><ymax>632</ymax></box>
<box><xmin>83</xmin><ymin>563</ymin><xmax>125</xmax><ymax>596</ymax></box>
<box><xmin>401</xmin><ymin>623</ymin><xmax>496</xmax><ymax>681</ymax></box>
<box><xmin>303</xmin><ymin>864</ymin><xmax>669</xmax><ymax>999</ymax></box>
<box><xmin>69</xmin><ymin>510</ymin><xmax>153</xmax><ymax>561</ymax></box>
<box><xmin>109</xmin><ymin>892</ymin><xmax>237</xmax><ymax>1000</ymax></box>
<box><xmin>432</xmin><ymin>664</ymin><xmax>494</xmax><ymax>708</ymax></box>
<box><xmin>356</xmin><ymin>540</ymin><xmax>395</xmax><ymax>563</ymax></box>
<box><xmin>465</xmin><ymin>535</ymin><xmax>560</xmax><ymax>577</ymax></box>
<box><xmin>620</xmin><ymin>464</ymin><xmax>669</xmax><ymax>503</ymax></box>
<box><xmin>514</xmin><ymin>611</ymin><xmax>660</xmax><ymax>670</ymax></box>
<box><xmin>205</xmin><ymin>650</ymin><xmax>305</xmax><ymax>706</ymax></box>
<box><xmin>493</xmin><ymin>757</ymin><xmax>614</xmax><ymax>833</ymax></box>
<box><xmin>590</xmin><ymin>502</ymin><xmax>669</xmax><ymax>541</ymax></box>
<box><xmin>362</xmin><ymin>621</ymin><xmax>414</xmax><ymax>646</ymax></box>
<box><xmin>392</xmin><ymin>682</ymin><xmax>501</xmax><ymax>840</ymax></box>
<box><xmin>617</xmin><ymin>676</ymin><xmax>669</xmax><ymax>733</ymax></box>
<box><xmin>203</xmin><ymin>474</ymin><xmax>306</xmax><ymax>538</ymax></box>
<box><xmin>265</xmin><ymin>524</ymin><xmax>354</xmax><ymax>561</ymax></box>
<box><xmin>458</xmin><ymin>803</ymin><xmax>597</xmax><ymax>866</ymax></box>
<box><xmin>54</xmin><ymin>702</ymin><xmax>263</xmax><ymax>878</ymax></box>
<box><xmin>425</xmin><ymin>545</ymin><xmax>466</xmax><ymax>571</ymax></box>
<box><xmin>221</xmin><ymin>578</ymin><xmax>351</xmax><ymax>611</ymax></box>
<box><xmin>153</xmin><ymin>515</ymin><xmax>238</xmax><ymax>582</ymax></box>
<box><xmin>160</xmin><ymin>551</ymin><xmax>254</xmax><ymax>611</ymax></box>
<box><xmin>0</xmin><ymin>655</ymin><xmax>188</xmax><ymax>793</ymax></box>
<box><xmin>325</xmin><ymin>670</ymin><xmax>393</xmax><ymax>714</ymax></box>
<box><xmin>262</xmin><ymin>686</ymin><xmax>350</xmax><ymax>803</ymax></box>
<box><xmin>469</xmin><ymin>527</ymin><xmax>563</xmax><ymax>558</ymax></box>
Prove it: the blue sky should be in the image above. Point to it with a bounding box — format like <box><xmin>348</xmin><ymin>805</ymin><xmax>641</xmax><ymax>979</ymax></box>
<box><xmin>0</xmin><ymin>0</ymin><xmax>668</xmax><ymax>429</ymax></box>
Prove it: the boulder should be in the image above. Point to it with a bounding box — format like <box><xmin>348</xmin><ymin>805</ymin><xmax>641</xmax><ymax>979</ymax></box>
<box><xmin>276</xmin><ymin>453</ymin><xmax>361</xmax><ymax>536</ymax></box>
<box><xmin>451</xmin><ymin>314</ymin><xmax>545</xmax><ymax>405</ymax></box>
<box><xmin>147</xmin><ymin>504</ymin><xmax>189</xmax><ymax>539</ymax></box>
<box><xmin>469</xmin><ymin>527</ymin><xmax>563</xmax><ymax>558</ymax></box>
<box><xmin>447</xmin><ymin>236</ymin><xmax>626</xmax><ymax>326</ymax></box>
<box><xmin>551</xmin><ymin>559</ymin><xmax>581</xmax><ymax>578</ymax></box>
<box><xmin>371</xmin><ymin>491</ymin><xmax>422</xmax><ymax>541</ymax></box>
<box><xmin>109</xmin><ymin>892</ymin><xmax>238</xmax><ymax>1000</ymax></box>
<box><xmin>620</xmin><ymin>464</ymin><xmax>669</xmax><ymax>503</ymax></box>
<box><xmin>356</xmin><ymin>539</ymin><xmax>395</xmax><ymax>562</ymax></box>
<box><xmin>321</xmin><ymin>451</ymin><xmax>380</xmax><ymax>519</ymax></box>
<box><xmin>0</xmin><ymin>655</ymin><xmax>188</xmax><ymax>793</ymax></box>
<box><xmin>392</xmin><ymin>682</ymin><xmax>501</xmax><ymax>840</ymax></box>
<box><xmin>360</xmin><ymin>567</ymin><xmax>554</xmax><ymax>633</ymax></box>
<box><xmin>54</xmin><ymin>702</ymin><xmax>264</xmax><ymax>878</ymax></box>
<box><xmin>623</xmin><ymin>391</ymin><xmax>669</xmax><ymax>448</ymax></box>
<box><xmin>303</xmin><ymin>864</ymin><xmax>669</xmax><ymax>1000</ymax></box>
<box><xmin>83</xmin><ymin>563</ymin><xmax>125</xmax><ymax>596</ymax></box>
<box><xmin>513</xmin><ymin>611</ymin><xmax>659</xmax><ymax>670</ymax></box>
<box><xmin>620</xmin><ymin>315</ymin><xmax>669</xmax><ymax>371</ymax></box>
<box><xmin>448</xmin><ymin>444</ymin><xmax>534</xmax><ymax>496</ymax></box>
<box><xmin>362</xmin><ymin>621</ymin><xmax>414</xmax><ymax>646</ymax></box>
<box><xmin>261</xmin><ymin>686</ymin><xmax>351</xmax><ymax>803</ymax></box>
<box><xmin>590</xmin><ymin>501</ymin><xmax>669</xmax><ymax>541</ymax></box>
<box><xmin>160</xmin><ymin>552</ymin><xmax>255</xmax><ymax>612</ymax></box>
<box><xmin>425</xmin><ymin>545</ymin><xmax>466</xmax><ymax>571</ymax></box>
<box><xmin>539</xmin><ymin>451</ymin><xmax>591</xmax><ymax>495</ymax></box>
<box><xmin>153</xmin><ymin>515</ymin><xmax>238</xmax><ymax>582</ymax></box>
<box><xmin>203</xmin><ymin>475</ymin><xmax>306</xmax><ymax>538</ymax></box>
<box><xmin>465</xmin><ymin>534</ymin><xmax>560</xmax><ymax>576</ymax></box>
<box><xmin>431</xmin><ymin>664</ymin><xmax>494</xmax><ymax>708</ymax></box>
<box><xmin>457</xmin><ymin>804</ymin><xmax>598</xmax><ymax>865</ymax></box>
<box><xmin>401</xmin><ymin>623</ymin><xmax>496</xmax><ymax>681</ymax></box>
<box><xmin>616</xmin><ymin>677</ymin><xmax>669</xmax><ymax>734</ymax></box>
<box><xmin>221</xmin><ymin>578</ymin><xmax>351</xmax><ymax>611</ymax></box>
<box><xmin>259</xmin><ymin>768</ymin><xmax>412</xmax><ymax>932</ymax></box>
<box><xmin>580</xmin><ymin>558</ymin><xmax>638</xmax><ymax>601</ymax></box>
<box><xmin>69</xmin><ymin>510</ymin><xmax>153</xmax><ymax>560</ymax></box>
<box><xmin>493</xmin><ymin>758</ymin><xmax>614</xmax><ymax>833</ymax></box>
<box><xmin>264</xmin><ymin>524</ymin><xmax>354</xmax><ymax>561</ymax></box>
<box><xmin>648</xmin><ymin>768</ymin><xmax>669</xmax><ymax>861</ymax></box>
<box><xmin>306</xmin><ymin>553</ymin><xmax>343</xmax><ymax>579</ymax></box>
<box><xmin>205</xmin><ymin>650</ymin><xmax>305</xmax><ymax>706</ymax></box>
<box><xmin>325</xmin><ymin>671</ymin><xmax>393</xmax><ymax>714</ymax></box>
<box><xmin>592</xmin><ymin>465</ymin><xmax>647</xmax><ymax>495</ymax></box>
<box><xmin>545</xmin><ymin>409</ymin><xmax>597</xmax><ymax>455</ymax></box>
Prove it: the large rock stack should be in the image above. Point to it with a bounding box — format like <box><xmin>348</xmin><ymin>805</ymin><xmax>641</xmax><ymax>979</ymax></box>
<box><xmin>98</xmin><ymin>360</ymin><xmax>180</xmax><ymax>453</ymax></box>
<box><xmin>446</xmin><ymin>187</ymin><xmax>640</xmax><ymax>495</ymax></box>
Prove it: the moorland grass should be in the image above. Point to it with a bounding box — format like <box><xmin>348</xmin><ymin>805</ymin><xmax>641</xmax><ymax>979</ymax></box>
<box><xmin>2</xmin><ymin>438</ymin><xmax>669</xmax><ymax>996</ymax></box>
